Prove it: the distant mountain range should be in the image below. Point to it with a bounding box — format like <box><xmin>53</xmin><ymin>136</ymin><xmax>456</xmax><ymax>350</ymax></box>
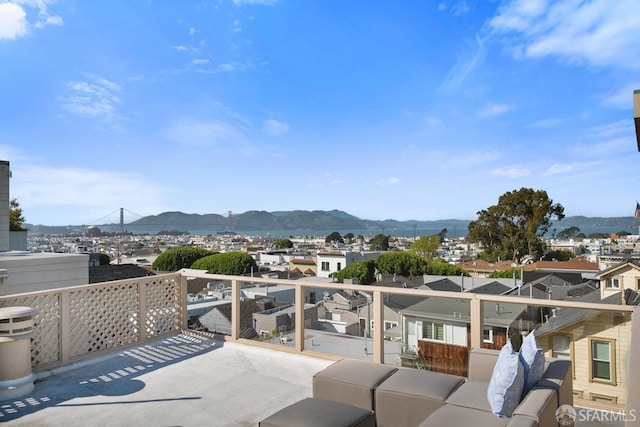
<box><xmin>24</xmin><ymin>210</ymin><xmax>640</xmax><ymax>237</ymax></box>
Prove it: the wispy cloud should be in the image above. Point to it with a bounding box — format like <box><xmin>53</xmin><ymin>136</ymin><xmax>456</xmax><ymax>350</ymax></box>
<box><xmin>233</xmin><ymin>0</ymin><xmax>278</xmax><ymax>5</ymax></box>
<box><xmin>441</xmin><ymin>34</ymin><xmax>486</xmax><ymax>93</ymax></box>
<box><xmin>163</xmin><ymin>118</ymin><xmax>243</xmax><ymax>146</ymax></box>
<box><xmin>59</xmin><ymin>76</ymin><xmax>124</xmax><ymax>126</ymax></box>
<box><xmin>528</xmin><ymin>118</ymin><xmax>564</xmax><ymax>128</ymax></box>
<box><xmin>0</xmin><ymin>0</ymin><xmax>62</xmax><ymax>40</ymax></box>
<box><xmin>387</xmin><ymin>177</ymin><xmax>401</xmax><ymax>184</ymax></box>
<box><xmin>490</xmin><ymin>0</ymin><xmax>640</xmax><ymax>70</ymax></box>
<box><xmin>12</xmin><ymin>164</ymin><xmax>170</xmax><ymax>224</ymax></box>
<box><xmin>599</xmin><ymin>83</ymin><xmax>640</xmax><ymax>109</ymax></box>
<box><xmin>476</xmin><ymin>102</ymin><xmax>514</xmax><ymax>118</ymax></box>
<box><xmin>451</xmin><ymin>1</ymin><xmax>472</xmax><ymax>16</ymax></box>
<box><xmin>491</xmin><ymin>167</ymin><xmax>531</xmax><ymax>178</ymax></box>
<box><xmin>542</xmin><ymin>163</ymin><xmax>574</xmax><ymax>176</ymax></box>
<box><xmin>263</xmin><ymin>119</ymin><xmax>290</xmax><ymax>136</ymax></box>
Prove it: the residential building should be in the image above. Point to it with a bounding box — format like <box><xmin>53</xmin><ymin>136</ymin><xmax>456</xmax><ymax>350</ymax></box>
<box><xmin>316</xmin><ymin>250</ymin><xmax>381</xmax><ymax>278</ymax></box>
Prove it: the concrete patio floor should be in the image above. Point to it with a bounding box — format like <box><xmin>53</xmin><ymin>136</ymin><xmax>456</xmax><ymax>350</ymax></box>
<box><xmin>0</xmin><ymin>334</ymin><xmax>333</xmax><ymax>426</ymax></box>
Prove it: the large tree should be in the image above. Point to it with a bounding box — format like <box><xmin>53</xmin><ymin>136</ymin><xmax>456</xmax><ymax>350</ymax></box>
<box><xmin>325</xmin><ymin>231</ymin><xmax>344</xmax><ymax>244</ymax></box>
<box><xmin>369</xmin><ymin>233</ymin><xmax>389</xmax><ymax>251</ymax></box>
<box><xmin>9</xmin><ymin>198</ymin><xmax>27</xmax><ymax>231</ymax></box>
<box><xmin>334</xmin><ymin>259</ymin><xmax>377</xmax><ymax>285</ymax></box>
<box><xmin>191</xmin><ymin>252</ymin><xmax>257</xmax><ymax>275</ymax></box>
<box><xmin>273</xmin><ymin>238</ymin><xmax>293</xmax><ymax>249</ymax></box>
<box><xmin>410</xmin><ymin>235</ymin><xmax>440</xmax><ymax>260</ymax></box>
<box><xmin>152</xmin><ymin>246</ymin><xmax>216</xmax><ymax>271</ymax></box>
<box><xmin>467</xmin><ymin>188</ymin><xmax>564</xmax><ymax>263</ymax></box>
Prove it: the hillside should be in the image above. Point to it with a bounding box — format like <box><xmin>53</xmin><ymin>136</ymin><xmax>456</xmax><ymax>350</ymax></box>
<box><xmin>23</xmin><ymin>210</ymin><xmax>639</xmax><ymax>237</ymax></box>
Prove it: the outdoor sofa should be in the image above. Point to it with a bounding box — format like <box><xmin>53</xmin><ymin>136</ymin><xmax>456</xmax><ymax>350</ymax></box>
<box><xmin>259</xmin><ymin>345</ymin><xmax>572</xmax><ymax>427</ymax></box>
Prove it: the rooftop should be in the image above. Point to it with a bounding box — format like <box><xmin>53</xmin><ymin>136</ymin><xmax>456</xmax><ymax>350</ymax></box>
<box><xmin>0</xmin><ymin>334</ymin><xmax>333</xmax><ymax>426</ymax></box>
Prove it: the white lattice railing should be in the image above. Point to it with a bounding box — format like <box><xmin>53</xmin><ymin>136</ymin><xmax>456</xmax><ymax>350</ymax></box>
<box><xmin>0</xmin><ymin>273</ymin><xmax>187</xmax><ymax>371</ymax></box>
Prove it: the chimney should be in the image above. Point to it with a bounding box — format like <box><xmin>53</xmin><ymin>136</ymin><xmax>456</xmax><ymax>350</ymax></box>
<box><xmin>0</xmin><ymin>161</ymin><xmax>9</xmax><ymax>251</ymax></box>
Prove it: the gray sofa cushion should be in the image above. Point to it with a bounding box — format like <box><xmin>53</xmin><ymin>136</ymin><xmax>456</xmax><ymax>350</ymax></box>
<box><xmin>418</xmin><ymin>404</ymin><xmax>514</xmax><ymax>427</ymax></box>
<box><xmin>313</xmin><ymin>359</ymin><xmax>397</xmax><ymax>410</ymax></box>
<box><xmin>444</xmin><ymin>380</ymin><xmax>492</xmax><ymax>412</ymax></box>
<box><xmin>259</xmin><ymin>397</ymin><xmax>375</xmax><ymax>427</ymax></box>
<box><xmin>374</xmin><ymin>368</ymin><xmax>465</xmax><ymax>427</ymax></box>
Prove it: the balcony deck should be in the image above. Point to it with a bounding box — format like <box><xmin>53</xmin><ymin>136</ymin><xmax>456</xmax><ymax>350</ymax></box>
<box><xmin>0</xmin><ymin>333</ymin><xmax>333</xmax><ymax>426</ymax></box>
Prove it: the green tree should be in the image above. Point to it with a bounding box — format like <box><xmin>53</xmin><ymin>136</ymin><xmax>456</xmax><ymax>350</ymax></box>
<box><xmin>191</xmin><ymin>252</ymin><xmax>258</xmax><ymax>275</ymax></box>
<box><xmin>325</xmin><ymin>231</ymin><xmax>344</xmax><ymax>244</ymax></box>
<box><xmin>334</xmin><ymin>259</ymin><xmax>377</xmax><ymax>284</ymax></box>
<box><xmin>274</xmin><ymin>238</ymin><xmax>293</xmax><ymax>249</ymax></box>
<box><xmin>423</xmin><ymin>259</ymin><xmax>468</xmax><ymax>276</ymax></box>
<box><xmin>99</xmin><ymin>253</ymin><xmax>111</xmax><ymax>265</ymax></box>
<box><xmin>344</xmin><ymin>232</ymin><xmax>355</xmax><ymax>240</ymax></box>
<box><xmin>543</xmin><ymin>250</ymin><xmax>573</xmax><ymax>262</ymax></box>
<box><xmin>556</xmin><ymin>226</ymin><xmax>580</xmax><ymax>240</ymax></box>
<box><xmin>467</xmin><ymin>188</ymin><xmax>565</xmax><ymax>263</ymax></box>
<box><xmin>369</xmin><ymin>234</ymin><xmax>389</xmax><ymax>251</ymax></box>
<box><xmin>376</xmin><ymin>252</ymin><xmax>429</xmax><ymax>276</ymax></box>
<box><xmin>9</xmin><ymin>198</ymin><xmax>27</xmax><ymax>231</ymax></box>
<box><xmin>152</xmin><ymin>246</ymin><xmax>216</xmax><ymax>271</ymax></box>
<box><xmin>410</xmin><ymin>235</ymin><xmax>440</xmax><ymax>260</ymax></box>
<box><xmin>437</xmin><ymin>228</ymin><xmax>448</xmax><ymax>243</ymax></box>
<box><xmin>488</xmin><ymin>269</ymin><xmax>521</xmax><ymax>279</ymax></box>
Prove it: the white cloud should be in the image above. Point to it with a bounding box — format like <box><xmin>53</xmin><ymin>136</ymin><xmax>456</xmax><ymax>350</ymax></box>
<box><xmin>388</xmin><ymin>177</ymin><xmax>401</xmax><ymax>184</ymax></box>
<box><xmin>12</xmin><ymin>164</ymin><xmax>170</xmax><ymax>225</ymax></box>
<box><xmin>451</xmin><ymin>1</ymin><xmax>471</xmax><ymax>16</ymax></box>
<box><xmin>542</xmin><ymin>163</ymin><xmax>573</xmax><ymax>176</ymax></box>
<box><xmin>233</xmin><ymin>0</ymin><xmax>278</xmax><ymax>5</ymax></box>
<box><xmin>172</xmin><ymin>45</ymin><xmax>188</xmax><ymax>52</ymax></box>
<box><xmin>441</xmin><ymin>34</ymin><xmax>486</xmax><ymax>93</ymax></box>
<box><xmin>425</xmin><ymin>116</ymin><xmax>442</xmax><ymax>126</ymax></box>
<box><xmin>190</xmin><ymin>58</ymin><xmax>210</xmax><ymax>65</ymax></box>
<box><xmin>59</xmin><ymin>77</ymin><xmax>123</xmax><ymax>124</ymax></box>
<box><xmin>476</xmin><ymin>102</ymin><xmax>514</xmax><ymax>118</ymax></box>
<box><xmin>263</xmin><ymin>119</ymin><xmax>290</xmax><ymax>136</ymax></box>
<box><xmin>0</xmin><ymin>3</ymin><xmax>28</xmax><ymax>39</ymax></box>
<box><xmin>600</xmin><ymin>83</ymin><xmax>640</xmax><ymax>109</ymax></box>
<box><xmin>164</xmin><ymin>118</ymin><xmax>243</xmax><ymax>146</ymax></box>
<box><xmin>490</xmin><ymin>0</ymin><xmax>640</xmax><ymax>70</ymax></box>
<box><xmin>491</xmin><ymin>167</ymin><xmax>531</xmax><ymax>178</ymax></box>
<box><xmin>0</xmin><ymin>0</ymin><xmax>63</xmax><ymax>40</ymax></box>
<box><xmin>528</xmin><ymin>118</ymin><xmax>564</xmax><ymax>128</ymax></box>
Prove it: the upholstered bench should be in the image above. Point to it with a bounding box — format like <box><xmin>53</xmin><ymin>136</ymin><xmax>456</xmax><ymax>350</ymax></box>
<box><xmin>312</xmin><ymin>359</ymin><xmax>397</xmax><ymax>411</ymax></box>
<box><xmin>259</xmin><ymin>397</ymin><xmax>375</xmax><ymax>427</ymax></box>
<box><xmin>374</xmin><ymin>368</ymin><xmax>465</xmax><ymax>427</ymax></box>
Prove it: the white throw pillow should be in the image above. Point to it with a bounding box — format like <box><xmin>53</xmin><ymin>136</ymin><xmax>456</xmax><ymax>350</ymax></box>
<box><xmin>487</xmin><ymin>341</ymin><xmax>525</xmax><ymax>417</ymax></box>
<box><xmin>519</xmin><ymin>330</ymin><xmax>545</xmax><ymax>396</ymax></box>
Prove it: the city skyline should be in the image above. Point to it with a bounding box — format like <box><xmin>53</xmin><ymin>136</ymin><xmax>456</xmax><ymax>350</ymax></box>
<box><xmin>1</xmin><ymin>0</ymin><xmax>639</xmax><ymax>226</ymax></box>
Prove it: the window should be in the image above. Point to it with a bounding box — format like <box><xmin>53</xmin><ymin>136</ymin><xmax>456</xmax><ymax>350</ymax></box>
<box><xmin>483</xmin><ymin>327</ymin><xmax>494</xmax><ymax>344</ymax></box>
<box><xmin>384</xmin><ymin>321</ymin><xmax>398</xmax><ymax>331</ymax></box>
<box><xmin>605</xmin><ymin>277</ymin><xmax>620</xmax><ymax>289</ymax></box>
<box><xmin>590</xmin><ymin>393</ymin><xmax>617</xmax><ymax>404</ymax></box>
<box><xmin>590</xmin><ymin>338</ymin><xmax>616</xmax><ymax>384</ymax></box>
<box><xmin>422</xmin><ymin>321</ymin><xmax>444</xmax><ymax>342</ymax></box>
<box><xmin>552</xmin><ymin>335</ymin><xmax>571</xmax><ymax>360</ymax></box>
<box><xmin>321</xmin><ymin>261</ymin><xmax>330</xmax><ymax>271</ymax></box>
<box><xmin>337</xmin><ymin>262</ymin><xmax>342</xmax><ymax>271</ymax></box>
<box><xmin>309</xmin><ymin>292</ymin><xmax>316</xmax><ymax>304</ymax></box>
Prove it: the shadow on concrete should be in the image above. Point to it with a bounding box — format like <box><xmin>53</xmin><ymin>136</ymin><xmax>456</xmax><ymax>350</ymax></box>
<box><xmin>0</xmin><ymin>333</ymin><xmax>222</xmax><ymax>422</ymax></box>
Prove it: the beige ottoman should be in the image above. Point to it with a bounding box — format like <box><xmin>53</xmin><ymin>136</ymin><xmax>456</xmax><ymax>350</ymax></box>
<box><xmin>374</xmin><ymin>368</ymin><xmax>465</xmax><ymax>427</ymax></box>
<box><xmin>259</xmin><ymin>397</ymin><xmax>375</xmax><ymax>427</ymax></box>
<box><xmin>313</xmin><ymin>359</ymin><xmax>397</xmax><ymax>410</ymax></box>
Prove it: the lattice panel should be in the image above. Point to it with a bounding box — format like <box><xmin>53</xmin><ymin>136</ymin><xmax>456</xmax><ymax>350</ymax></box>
<box><xmin>0</xmin><ymin>293</ymin><xmax>61</xmax><ymax>367</ymax></box>
<box><xmin>68</xmin><ymin>283</ymin><xmax>140</xmax><ymax>357</ymax></box>
<box><xmin>144</xmin><ymin>277</ymin><xmax>182</xmax><ymax>339</ymax></box>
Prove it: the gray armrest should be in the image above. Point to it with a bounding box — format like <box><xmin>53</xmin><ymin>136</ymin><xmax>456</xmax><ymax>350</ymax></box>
<box><xmin>467</xmin><ymin>348</ymin><xmax>500</xmax><ymax>382</ymax></box>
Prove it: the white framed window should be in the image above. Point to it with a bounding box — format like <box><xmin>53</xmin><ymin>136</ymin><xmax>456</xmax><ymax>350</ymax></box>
<box><xmin>384</xmin><ymin>321</ymin><xmax>398</xmax><ymax>331</ymax></box>
<box><xmin>422</xmin><ymin>321</ymin><xmax>444</xmax><ymax>342</ymax></box>
<box><xmin>337</xmin><ymin>262</ymin><xmax>342</xmax><ymax>271</ymax></box>
<box><xmin>605</xmin><ymin>277</ymin><xmax>620</xmax><ymax>289</ymax></box>
<box><xmin>321</xmin><ymin>261</ymin><xmax>330</xmax><ymax>271</ymax></box>
<box><xmin>589</xmin><ymin>338</ymin><xmax>616</xmax><ymax>384</ymax></box>
<box><xmin>483</xmin><ymin>327</ymin><xmax>494</xmax><ymax>344</ymax></box>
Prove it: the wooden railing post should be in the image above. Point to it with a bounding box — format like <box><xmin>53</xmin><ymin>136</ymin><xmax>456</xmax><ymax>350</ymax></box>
<box><xmin>60</xmin><ymin>290</ymin><xmax>70</xmax><ymax>364</ymax></box>
<box><xmin>231</xmin><ymin>279</ymin><xmax>240</xmax><ymax>341</ymax></box>
<box><xmin>470</xmin><ymin>296</ymin><xmax>483</xmax><ymax>349</ymax></box>
<box><xmin>372</xmin><ymin>290</ymin><xmax>384</xmax><ymax>364</ymax></box>
<box><xmin>179</xmin><ymin>274</ymin><xmax>188</xmax><ymax>330</ymax></box>
<box><xmin>138</xmin><ymin>280</ymin><xmax>147</xmax><ymax>343</ymax></box>
<box><xmin>295</xmin><ymin>283</ymin><xmax>305</xmax><ymax>352</ymax></box>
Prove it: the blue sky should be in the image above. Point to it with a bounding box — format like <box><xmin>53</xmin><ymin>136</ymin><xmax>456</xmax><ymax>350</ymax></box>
<box><xmin>1</xmin><ymin>0</ymin><xmax>639</xmax><ymax>226</ymax></box>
